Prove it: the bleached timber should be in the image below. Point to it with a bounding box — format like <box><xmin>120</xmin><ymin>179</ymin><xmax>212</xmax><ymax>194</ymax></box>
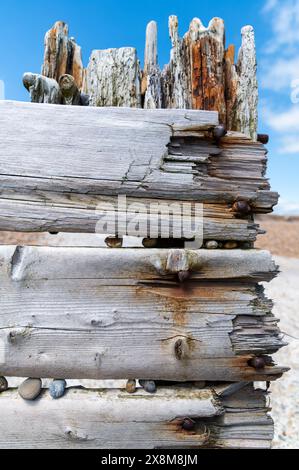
<box><xmin>0</xmin><ymin>101</ymin><xmax>277</xmax><ymax>236</ymax></box>
<box><xmin>0</xmin><ymin>246</ymin><xmax>287</xmax><ymax>381</ymax></box>
<box><xmin>42</xmin><ymin>21</ymin><xmax>84</xmax><ymax>90</ymax></box>
<box><xmin>0</xmin><ymin>384</ymin><xmax>274</xmax><ymax>449</ymax></box>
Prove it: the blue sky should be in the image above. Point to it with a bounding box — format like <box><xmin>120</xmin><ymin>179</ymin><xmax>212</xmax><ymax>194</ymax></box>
<box><xmin>0</xmin><ymin>0</ymin><xmax>299</xmax><ymax>213</ymax></box>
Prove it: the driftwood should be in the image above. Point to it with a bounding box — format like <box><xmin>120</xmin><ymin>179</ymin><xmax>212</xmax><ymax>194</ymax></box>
<box><xmin>22</xmin><ymin>73</ymin><xmax>61</xmax><ymax>104</ymax></box>
<box><xmin>0</xmin><ymin>384</ymin><xmax>274</xmax><ymax>449</ymax></box>
<box><xmin>35</xmin><ymin>17</ymin><xmax>258</xmax><ymax>138</ymax></box>
<box><xmin>0</xmin><ymin>246</ymin><xmax>287</xmax><ymax>381</ymax></box>
<box><xmin>86</xmin><ymin>48</ymin><xmax>141</xmax><ymax>107</ymax></box>
<box><xmin>42</xmin><ymin>21</ymin><xmax>84</xmax><ymax>90</ymax></box>
<box><xmin>0</xmin><ymin>102</ymin><xmax>277</xmax><ymax>237</ymax></box>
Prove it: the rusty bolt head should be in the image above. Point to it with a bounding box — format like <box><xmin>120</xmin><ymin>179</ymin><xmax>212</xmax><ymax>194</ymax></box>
<box><xmin>126</xmin><ymin>380</ymin><xmax>137</xmax><ymax>394</ymax></box>
<box><xmin>257</xmin><ymin>134</ymin><xmax>269</xmax><ymax>145</ymax></box>
<box><xmin>248</xmin><ymin>357</ymin><xmax>266</xmax><ymax>370</ymax></box>
<box><xmin>178</xmin><ymin>271</ymin><xmax>191</xmax><ymax>283</ymax></box>
<box><xmin>232</xmin><ymin>200</ymin><xmax>251</xmax><ymax>215</ymax></box>
<box><xmin>0</xmin><ymin>377</ymin><xmax>8</xmax><ymax>393</ymax></box>
<box><xmin>213</xmin><ymin>125</ymin><xmax>227</xmax><ymax>140</ymax></box>
<box><xmin>182</xmin><ymin>418</ymin><xmax>196</xmax><ymax>431</ymax></box>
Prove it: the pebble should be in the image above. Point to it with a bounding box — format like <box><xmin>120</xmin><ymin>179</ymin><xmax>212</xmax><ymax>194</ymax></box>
<box><xmin>142</xmin><ymin>238</ymin><xmax>158</xmax><ymax>248</ymax></box>
<box><xmin>139</xmin><ymin>380</ymin><xmax>157</xmax><ymax>394</ymax></box>
<box><xmin>126</xmin><ymin>380</ymin><xmax>137</xmax><ymax>394</ymax></box>
<box><xmin>224</xmin><ymin>241</ymin><xmax>238</xmax><ymax>250</ymax></box>
<box><xmin>205</xmin><ymin>241</ymin><xmax>218</xmax><ymax>250</ymax></box>
<box><xmin>49</xmin><ymin>379</ymin><xmax>67</xmax><ymax>399</ymax></box>
<box><xmin>105</xmin><ymin>237</ymin><xmax>123</xmax><ymax>248</ymax></box>
<box><xmin>0</xmin><ymin>377</ymin><xmax>8</xmax><ymax>392</ymax></box>
<box><xmin>18</xmin><ymin>378</ymin><xmax>42</xmax><ymax>401</ymax></box>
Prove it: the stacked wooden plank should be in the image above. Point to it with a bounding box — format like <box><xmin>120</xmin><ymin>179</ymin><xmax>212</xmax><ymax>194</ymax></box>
<box><xmin>0</xmin><ymin>17</ymin><xmax>288</xmax><ymax>449</ymax></box>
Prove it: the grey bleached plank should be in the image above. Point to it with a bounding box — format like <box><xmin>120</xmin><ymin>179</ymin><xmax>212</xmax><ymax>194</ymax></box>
<box><xmin>0</xmin><ymin>385</ymin><xmax>273</xmax><ymax>449</ymax></box>
<box><xmin>0</xmin><ymin>246</ymin><xmax>278</xmax><ymax>282</ymax></box>
<box><xmin>0</xmin><ymin>246</ymin><xmax>286</xmax><ymax>382</ymax></box>
<box><xmin>0</xmin><ymin>102</ymin><xmax>277</xmax><ymax>238</ymax></box>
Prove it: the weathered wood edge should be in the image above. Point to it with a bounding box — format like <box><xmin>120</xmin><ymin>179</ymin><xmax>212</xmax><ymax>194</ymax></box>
<box><xmin>0</xmin><ymin>384</ymin><xmax>273</xmax><ymax>449</ymax></box>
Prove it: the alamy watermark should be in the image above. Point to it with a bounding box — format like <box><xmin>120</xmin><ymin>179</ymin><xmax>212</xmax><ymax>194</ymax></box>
<box><xmin>95</xmin><ymin>195</ymin><xmax>204</xmax><ymax>249</ymax></box>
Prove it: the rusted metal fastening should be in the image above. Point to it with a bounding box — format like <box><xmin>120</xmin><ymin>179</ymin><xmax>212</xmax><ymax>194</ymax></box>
<box><xmin>213</xmin><ymin>125</ymin><xmax>227</xmax><ymax>141</ymax></box>
<box><xmin>126</xmin><ymin>379</ymin><xmax>137</xmax><ymax>394</ymax></box>
<box><xmin>178</xmin><ymin>271</ymin><xmax>191</xmax><ymax>283</ymax></box>
<box><xmin>257</xmin><ymin>134</ymin><xmax>269</xmax><ymax>145</ymax></box>
<box><xmin>105</xmin><ymin>237</ymin><xmax>123</xmax><ymax>248</ymax></box>
<box><xmin>248</xmin><ymin>357</ymin><xmax>266</xmax><ymax>370</ymax></box>
<box><xmin>166</xmin><ymin>250</ymin><xmax>192</xmax><ymax>283</ymax></box>
<box><xmin>232</xmin><ymin>200</ymin><xmax>252</xmax><ymax>216</ymax></box>
<box><xmin>181</xmin><ymin>418</ymin><xmax>196</xmax><ymax>431</ymax></box>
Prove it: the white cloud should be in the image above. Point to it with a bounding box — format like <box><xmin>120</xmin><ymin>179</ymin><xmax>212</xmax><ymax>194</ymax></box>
<box><xmin>262</xmin><ymin>105</ymin><xmax>299</xmax><ymax>154</ymax></box>
<box><xmin>261</xmin><ymin>58</ymin><xmax>299</xmax><ymax>91</ymax></box>
<box><xmin>261</xmin><ymin>0</ymin><xmax>299</xmax><ymax>92</ymax></box>
<box><xmin>263</xmin><ymin>106</ymin><xmax>299</xmax><ymax>133</ymax></box>
<box><xmin>263</xmin><ymin>0</ymin><xmax>278</xmax><ymax>13</ymax></box>
<box><xmin>0</xmin><ymin>80</ymin><xmax>5</xmax><ymax>100</ymax></box>
<box><xmin>275</xmin><ymin>198</ymin><xmax>299</xmax><ymax>214</ymax></box>
<box><xmin>263</xmin><ymin>0</ymin><xmax>299</xmax><ymax>53</ymax></box>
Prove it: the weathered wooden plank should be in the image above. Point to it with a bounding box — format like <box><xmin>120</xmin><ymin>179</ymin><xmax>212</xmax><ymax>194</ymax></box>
<box><xmin>0</xmin><ymin>101</ymin><xmax>277</xmax><ymax>235</ymax></box>
<box><xmin>0</xmin><ymin>385</ymin><xmax>273</xmax><ymax>449</ymax></box>
<box><xmin>0</xmin><ymin>246</ymin><xmax>278</xmax><ymax>282</ymax></box>
<box><xmin>0</xmin><ymin>246</ymin><xmax>286</xmax><ymax>381</ymax></box>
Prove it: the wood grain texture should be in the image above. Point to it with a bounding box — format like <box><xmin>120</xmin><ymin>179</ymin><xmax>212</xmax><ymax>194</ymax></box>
<box><xmin>0</xmin><ymin>384</ymin><xmax>273</xmax><ymax>449</ymax></box>
<box><xmin>42</xmin><ymin>21</ymin><xmax>84</xmax><ymax>90</ymax></box>
<box><xmin>0</xmin><ymin>246</ymin><xmax>287</xmax><ymax>381</ymax></box>
<box><xmin>86</xmin><ymin>48</ymin><xmax>141</xmax><ymax>107</ymax></box>
<box><xmin>0</xmin><ymin>101</ymin><xmax>277</xmax><ymax>235</ymax></box>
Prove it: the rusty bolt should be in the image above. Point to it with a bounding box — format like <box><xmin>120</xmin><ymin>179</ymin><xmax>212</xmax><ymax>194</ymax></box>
<box><xmin>0</xmin><ymin>377</ymin><xmax>8</xmax><ymax>393</ymax></box>
<box><xmin>232</xmin><ymin>200</ymin><xmax>251</xmax><ymax>215</ymax></box>
<box><xmin>182</xmin><ymin>418</ymin><xmax>196</xmax><ymax>431</ymax></box>
<box><xmin>142</xmin><ymin>238</ymin><xmax>158</xmax><ymax>248</ymax></box>
<box><xmin>174</xmin><ymin>339</ymin><xmax>188</xmax><ymax>361</ymax></box>
<box><xmin>126</xmin><ymin>379</ymin><xmax>137</xmax><ymax>394</ymax></box>
<box><xmin>248</xmin><ymin>357</ymin><xmax>266</xmax><ymax>370</ymax></box>
<box><xmin>213</xmin><ymin>125</ymin><xmax>227</xmax><ymax>140</ymax></box>
<box><xmin>105</xmin><ymin>237</ymin><xmax>123</xmax><ymax>249</ymax></box>
<box><xmin>257</xmin><ymin>134</ymin><xmax>269</xmax><ymax>145</ymax></box>
<box><xmin>178</xmin><ymin>271</ymin><xmax>191</xmax><ymax>283</ymax></box>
